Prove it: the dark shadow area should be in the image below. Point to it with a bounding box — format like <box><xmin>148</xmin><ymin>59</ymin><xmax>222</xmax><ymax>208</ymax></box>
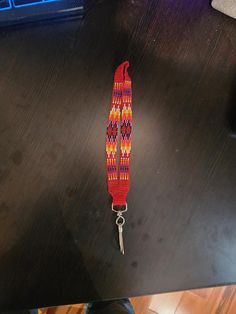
<box><xmin>0</xmin><ymin>190</ymin><xmax>100</xmax><ymax>311</ymax></box>
<box><xmin>228</xmin><ymin>73</ymin><xmax>236</xmax><ymax>137</ymax></box>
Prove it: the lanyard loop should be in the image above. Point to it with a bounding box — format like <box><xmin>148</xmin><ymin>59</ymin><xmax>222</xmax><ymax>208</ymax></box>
<box><xmin>106</xmin><ymin>61</ymin><xmax>132</xmax><ymax>255</ymax></box>
<box><xmin>106</xmin><ymin>61</ymin><xmax>132</xmax><ymax>206</ymax></box>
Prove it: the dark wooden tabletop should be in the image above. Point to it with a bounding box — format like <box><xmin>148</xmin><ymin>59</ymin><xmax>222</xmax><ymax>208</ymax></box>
<box><xmin>0</xmin><ymin>0</ymin><xmax>236</xmax><ymax>310</ymax></box>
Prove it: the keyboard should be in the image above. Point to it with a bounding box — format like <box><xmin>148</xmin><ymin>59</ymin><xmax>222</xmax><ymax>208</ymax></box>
<box><xmin>0</xmin><ymin>0</ymin><xmax>85</xmax><ymax>26</ymax></box>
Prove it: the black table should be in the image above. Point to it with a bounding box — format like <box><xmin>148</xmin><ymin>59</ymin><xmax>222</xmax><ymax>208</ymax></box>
<box><xmin>0</xmin><ymin>0</ymin><xmax>236</xmax><ymax>310</ymax></box>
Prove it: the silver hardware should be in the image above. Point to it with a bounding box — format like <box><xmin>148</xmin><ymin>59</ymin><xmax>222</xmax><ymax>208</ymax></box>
<box><xmin>111</xmin><ymin>203</ymin><xmax>128</xmax><ymax>255</ymax></box>
<box><xmin>116</xmin><ymin>211</ymin><xmax>125</xmax><ymax>255</ymax></box>
<box><xmin>112</xmin><ymin>203</ymin><xmax>128</xmax><ymax>213</ymax></box>
<box><xmin>118</xmin><ymin>224</ymin><xmax>124</xmax><ymax>255</ymax></box>
<box><xmin>112</xmin><ymin>204</ymin><xmax>127</xmax><ymax>255</ymax></box>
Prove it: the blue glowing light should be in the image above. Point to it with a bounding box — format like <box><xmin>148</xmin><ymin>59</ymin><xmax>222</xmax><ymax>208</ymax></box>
<box><xmin>0</xmin><ymin>0</ymin><xmax>59</xmax><ymax>11</ymax></box>
<box><xmin>0</xmin><ymin>0</ymin><xmax>12</xmax><ymax>10</ymax></box>
<box><xmin>13</xmin><ymin>0</ymin><xmax>59</xmax><ymax>8</ymax></box>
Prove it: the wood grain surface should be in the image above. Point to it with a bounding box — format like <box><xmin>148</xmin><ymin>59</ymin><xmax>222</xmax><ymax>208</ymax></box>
<box><xmin>0</xmin><ymin>0</ymin><xmax>236</xmax><ymax>310</ymax></box>
<box><xmin>38</xmin><ymin>285</ymin><xmax>236</xmax><ymax>314</ymax></box>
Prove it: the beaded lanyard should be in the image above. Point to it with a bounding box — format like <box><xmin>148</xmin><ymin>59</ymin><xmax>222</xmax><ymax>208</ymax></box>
<box><xmin>106</xmin><ymin>61</ymin><xmax>132</xmax><ymax>255</ymax></box>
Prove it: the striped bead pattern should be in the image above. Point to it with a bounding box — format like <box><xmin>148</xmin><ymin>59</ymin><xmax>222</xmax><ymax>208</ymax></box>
<box><xmin>106</xmin><ymin>83</ymin><xmax>132</xmax><ymax>181</ymax></box>
<box><xmin>106</xmin><ymin>61</ymin><xmax>132</xmax><ymax>206</ymax></box>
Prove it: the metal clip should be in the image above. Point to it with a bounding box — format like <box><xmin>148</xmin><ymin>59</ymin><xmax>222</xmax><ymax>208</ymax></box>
<box><xmin>112</xmin><ymin>203</ymin><xmax>128</xmax><ymax>255</ymax></box>
<box><xmin>116</xmin><ymin>212</ymin><xmax>125</xmax><ymax>255</ymax></box>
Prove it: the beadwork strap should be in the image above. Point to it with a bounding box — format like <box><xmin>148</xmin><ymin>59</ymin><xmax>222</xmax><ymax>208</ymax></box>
<box><xmin>105</xmin><ymin>61</ymin><xmax>132</xmax><ymax>254</ymax></box>
<box><xmin>106</xmin><ymin>61</ymin><xmax>132</xmax><ymax>206</ymax></box>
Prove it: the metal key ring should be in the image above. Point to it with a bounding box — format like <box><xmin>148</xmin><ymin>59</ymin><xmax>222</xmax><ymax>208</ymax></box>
<box><xmin>116</xmin><ymin>213</ymin><xmax>125</xmax><ymax>227</ymax></box>
<box><xmin>112</xmin><ymin>203</ymin><xmax>128</xmax><ymax>213</ymax></box>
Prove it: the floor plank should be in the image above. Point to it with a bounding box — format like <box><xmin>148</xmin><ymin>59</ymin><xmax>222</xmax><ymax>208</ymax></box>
<box><xmin>131</xmin><ymin>295</ymin><xmax>153</xmax><ymax>314</ymax></box>
<box><xmin>204</xmin><ymin>287</ymin><xmax>224</xmax><ymax>314</ymax></box>
<box><xmin>175</xmin><ymin>291</ymin><xmax>206</xmax><ymax>314</ymax></box>
<box><xmin>227</xmin><ymin>289</ymin><xmax>236</xmax><ymax>314</ymax></box>
<box><xmin>211</xmin><ymin>286</ymin><xmax>236</xmax><ymax>314</ymax></box>
<box><xmin>39</xmin><ymin>285</ymin><xmax>236</xmax><ymax>314</ymax></box>
<box><xmin>189</xmin><ymin>288</ymin><xmax>213</xmax><ymax>299</ymax></box>
<box><xmin>149</xmin><ymin>291</ymin><xmax>183</xmax><ymax>314</ymax></box>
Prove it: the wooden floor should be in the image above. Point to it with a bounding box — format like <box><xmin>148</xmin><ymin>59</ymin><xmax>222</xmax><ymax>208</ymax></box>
<box><xmin>39</xmin><ymin>285</ymin><xmax>236</xmax><ymax>314</ymax></box>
